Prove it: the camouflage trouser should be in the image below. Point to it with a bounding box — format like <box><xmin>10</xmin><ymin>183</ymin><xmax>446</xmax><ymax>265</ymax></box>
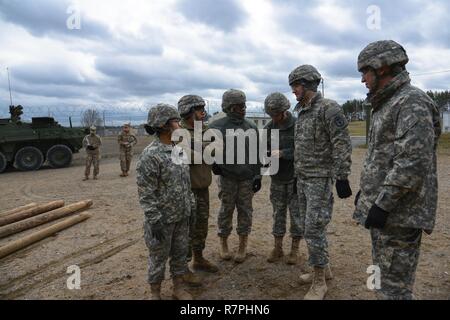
<box><xmin>217</xmin><ymin>176</ymin><xmax>254</xmax><ymax>237</ymax></box>
<box><xmin>187</xmin><ymin>188</ymin><xmax>210</xmax><ymax>261</ymax></box>
<box><xmin>297</xmin><ymin>177</ymin><xmax>333</xmax><ymax>268</ymax></box>
<box><xmin>120</xmin><ymin>150</ymin><xmax>133</xmax><ymax>172</ymax></box>
<box><xmin>270</xmin><ymin>180</ymin><xmax>303</xmax><ymax>238</ymax></box>
<box><xmin>144</xmin><ymin>218</ymin><xmax>189</xmax><ymax>284</ymax></box>
<box><xmin>371</xmin><ymin>226</ymin><xmax>422</xmax><ymax>300</ymax></box>
<box><xmin>85</xmin><ymin>152</ymin><xmax>99</xmax><ymax>177</ymax></box>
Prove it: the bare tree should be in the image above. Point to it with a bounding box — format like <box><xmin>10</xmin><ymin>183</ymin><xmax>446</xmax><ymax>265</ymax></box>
<box><xmin>81</xmin><ymin>109</ymin><xmax>103</xmax><ymax>128</ymax></box>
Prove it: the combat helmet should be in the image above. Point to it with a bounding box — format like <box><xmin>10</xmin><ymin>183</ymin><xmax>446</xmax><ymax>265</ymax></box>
<box><xmin>358</xmin><ymin>40</ymin><xmax>409</xmax><ymax>72</ymax></box>
<box><xmin>289</xmin><ymin>65</ymin><xmax>322</xmax><ymax>88</ymax></box>
<box><xmin>264</xmin><ymin>93</ymin><xmax>291</xmax><ymax>116</ymax></box>
<box><xmin>222</xmin><ymin>89</ymin><xmax>246</xmax><ymax>114</ymax></box>
<box><xmin>178</xmin><ymin>95</ymin><xmax>206</xmax><ymax>118</ymax></box>
<box><xmin>146</xmin><ymin>104</ymin><xmax>180</xmax><ymax>130</ymax></box>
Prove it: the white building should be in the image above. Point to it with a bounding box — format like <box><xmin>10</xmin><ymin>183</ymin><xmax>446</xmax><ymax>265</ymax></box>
<box><xmin>443</xmin><ymin>112</ymin><xmax>449</xmax><ymax>133</ymax></box>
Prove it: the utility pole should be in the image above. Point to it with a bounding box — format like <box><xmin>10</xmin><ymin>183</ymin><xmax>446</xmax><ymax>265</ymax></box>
<box><xmin>103</xmin><ymin>110</ymin><xmax>106</xmax><ymax>137</ymax></box>
<box><xmin>7</xmin><ymin>67</ymin><xmax>13</xmax><ymax>106</ymax></box>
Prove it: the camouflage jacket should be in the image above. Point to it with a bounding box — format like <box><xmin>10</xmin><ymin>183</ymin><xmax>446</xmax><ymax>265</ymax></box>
<box><xmin>353</xmin><ymin>72</ymin><xmax>441</xmax><ymax>233</ymax></box>
<box><xmin>82</xmin><ymin>134</ymin><xmax>102</xmax><ymax>155</ymax></box>
<box><xmin>264</xmin><ymin>111</ymin><xmax>296</xmax><ymax>183</ymax></box>
<box><xmin>180</xmin><ymin>119</ymin><xmax>212</xmax><ymax>190</ymax></box>
<box><xmin>118</xmin><ymin>132</ymin><xmax>137</xmax><ymax>152</ymax></box>
<box><xmin>209</xmin><ymin>114</ymin><xmax>262</xmax><ymax>181</ymax></box>
<box><xmin>294</xmin><ymin>93</ymin><xmax>352</xmax><ymax>180</ymax></box>
<box><xmin>136</xmin><ymin>137</ymin><xmax>195</xmax><ymax>225</ymax></box>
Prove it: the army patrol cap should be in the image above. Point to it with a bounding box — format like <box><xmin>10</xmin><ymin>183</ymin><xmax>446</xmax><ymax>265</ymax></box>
<box><xmin>178</xmin><ymin>95</ymin><xmax>206</xmax><ymax>118</ymax></box>
<box><xmin>147</xmin><ymin>104</ymin><xmax>180</xmax><ymax>128</ymax></box>
<box><xmin>289</xmin><ymin>65</ymin><xmax>322</xmax><ymax>86</ymax></box>
<box><xmin>264</xmin><ymin>93</ymin><xmax>291</xmax><ymax>116</ymax></box>
<box><xmin>358</xmin><ymin>40</ymin><xmax>409</xmax><ymax>72</ymax></box>
<box><xmin>123</xmin><ymin>123</ymin><xmax>131</xmax><ymax>128</ymax></box>
<box><xmin>90</xmin><ymin>126</ymin><xmax>97</xmax><ymax>131</ymax></box>
<box><xmin>222</xmin><ymin>89</ymin><xmax>246</xmax><ymax>114</ymax></box>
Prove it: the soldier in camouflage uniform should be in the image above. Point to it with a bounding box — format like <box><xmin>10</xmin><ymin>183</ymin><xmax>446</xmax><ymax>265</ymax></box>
<box><xmin>209</xmin><ymin>89</ymin><xmax>262</xmax><ymax>264</ymax></box>
<box><xmin>118</xmin><ymin>123</ymin><xmax>138</xmax><ymax>177</ymax></box>
<box><xmin>82</xmin><ymin>126</ymin><xmax>102</xmax><ymax>181</ymax></box>
<box><xmin>264</xmin><ymin>93</ymin><xmax>303</xmax><ymax>265</ymax></box>
<box><xmin>290</xmin><ymin>65</ymin><xmax>353</xmax><ymax>300</ymax></box>
<box><xmin>354</xmin><ymin>40</ymin><xmax>441</xmax><ymax>300</ymax></box>
<box><xmin>136</xmin><ymin>104</ymin><xmax>197</xmax><ymax>300</ymax></box>
<box><xmin>178</xmin><ymin>95</ymin><xmax>219</xmax><ymax>280</ymax></box>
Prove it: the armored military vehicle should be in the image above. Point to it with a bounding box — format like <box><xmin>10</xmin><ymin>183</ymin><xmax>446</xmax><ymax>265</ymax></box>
<box><xmin>0</xmin><ymin>106</ymin><xmax>86</xmax><ymax>173</ymax></box>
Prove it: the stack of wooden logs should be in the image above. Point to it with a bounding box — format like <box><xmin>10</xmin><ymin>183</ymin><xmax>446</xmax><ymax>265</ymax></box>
<box><xmin>0</xmin><ymin>200</ymin><xmax>93</xmax><ymax>259</ymax></box>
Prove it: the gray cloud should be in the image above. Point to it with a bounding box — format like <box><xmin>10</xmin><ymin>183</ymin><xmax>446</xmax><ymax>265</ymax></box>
<box><xmin>0</xmin><ymin>0</ymin><xmax>448</xmax><ymax>116</ymax></box>
<box><xmin>177</xmin><ymin>0</ymin><xmax>247</xmax><ymax>32</ymax></box>
<box><xmin>0</xmin><ymin>0</ymin><xmax>111</xmax><ymax>40</ymax></box>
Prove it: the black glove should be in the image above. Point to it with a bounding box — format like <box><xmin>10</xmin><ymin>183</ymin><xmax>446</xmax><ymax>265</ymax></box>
<box><xmin>150</xmin><ymin>221</ymin><xmax>165</xmax><ymax>241</ymax></box>
<box><xmin>365</xmin><ymin>205</ymin><xmax>389</xmax><ymax>230</ymax></box>
<box><xmin>336</xmin><ymin>179</ymin><xmax>352</xmax><ymax>199</ymax></box>
<box><xmin>293</xmin><ymin>178</ymin><xmax>298</xmax><ymax>195</ymax></box>
<box><xmin>252</xmin><ymin>178</ymin><xmax>262</xmax><ymax>193</ymax></box>
<box><xmin>212</xmin><ymin>163</ymin><xmax>222</xmax><ymax>176</ymax></box>
<box><xmin>87</xmin><ymin>145</ymin><xmax>97</xmax><ymax>151</ymax></box>
<box><xmin>354</xmin><ymin>190</ymin><xmax>361</xmax><ymax>206</ymax></box>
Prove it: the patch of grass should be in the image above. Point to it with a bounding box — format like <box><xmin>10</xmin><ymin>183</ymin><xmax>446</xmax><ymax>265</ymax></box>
<box><xmin>348</xmin><ymin>121</ymin><xmax>367</xmax><ymax>137</ymax></box>
<box><xmin>438</xmin><ymin>133</ymin><xmax>450</xmax><ymax>153</ymax></box>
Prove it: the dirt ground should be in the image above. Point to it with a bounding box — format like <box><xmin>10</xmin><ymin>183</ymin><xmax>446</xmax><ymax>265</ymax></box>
<box><xmin>0</xmin><ymin>137</ymin><xmax>449</xmax><ymax>300</ymax></box>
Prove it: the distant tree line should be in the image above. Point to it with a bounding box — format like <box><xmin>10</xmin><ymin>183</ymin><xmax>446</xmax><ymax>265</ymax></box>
<box><xmin>341</xmin><ymin>90</ymin><xmax>450</xmax><ymax>121</ymax></box>
<box><xmin>426</xmin><ymin>90</ymin><xmax>450</xmax><ymax>111</ymax></box>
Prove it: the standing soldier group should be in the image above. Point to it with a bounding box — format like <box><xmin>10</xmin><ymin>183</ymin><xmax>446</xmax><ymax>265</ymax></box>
<box><xmin>82</xmin><ymin>123</ymin><xmax>138</xmax><ymax>180</ymax></box>
<box><xmin>135</xmin><ymin>40</ymin><xmax>441</xmax><ymax>301</ymax></box>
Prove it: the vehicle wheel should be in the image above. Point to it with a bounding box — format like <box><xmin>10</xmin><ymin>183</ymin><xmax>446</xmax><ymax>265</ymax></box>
<box><xmin>14</xmin><ymin>146</ymin><xmax>44</xmax><ymax>171</ymax></box>
<box><xmin>46</xmin><ymin>145</ymin><xmax>73</xmax><ymax>168</ymax></box>
<box><xmin>0</xmin><ymin>152</ymin><xmax>7</xmax><ymax>173</ymax></box>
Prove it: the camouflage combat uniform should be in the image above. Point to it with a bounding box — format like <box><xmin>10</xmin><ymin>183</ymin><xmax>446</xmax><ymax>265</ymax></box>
<box><xmin>118</xmin><ymin>131</ymin><xmax>138</xmax><ymax>173</ymax></box>
<box><xmin>82</xmin><ymin>133</ymin><xmax>102</xmax><ymax>178</ymax></box>
<box><xmin>354</xmin><ymin>71</ymin><xmax>441</xmax><ymax>300</ymax></box>
<box><xmin>265</xmin><ymin>111</ymin><xmax>302</xmax><ymax>238</ymax></box>
<box><xmin>209</xmin><ymin>91</ymin><xmax>261</xmax><ymax>238</ymax></box>
<box><xmin>136</xmin><ymin>137</ymin><xmax>195</xmax><ymax>284</ymax></box>
<box><xmin>294</xmin><ymin>92</ymin><xmax>352</xmax><ymax>267</ymax></box>
<box><xmin>180</xmin><ymin>119</ymin><xmax>213</xmax><ymax>257</ymax></box>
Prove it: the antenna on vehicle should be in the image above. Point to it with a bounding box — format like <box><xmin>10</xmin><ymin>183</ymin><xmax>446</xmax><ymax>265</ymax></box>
<box><xmin>7</xmin><ymin>67</ymin><xmax>13</xmax><ymax>106</ymax></box>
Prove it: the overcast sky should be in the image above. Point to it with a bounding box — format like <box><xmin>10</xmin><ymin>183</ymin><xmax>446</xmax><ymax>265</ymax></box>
<box><xmin>0</xmin><ymin>0</ymin><xmax>449</xmax><ymax>116</ymax></box>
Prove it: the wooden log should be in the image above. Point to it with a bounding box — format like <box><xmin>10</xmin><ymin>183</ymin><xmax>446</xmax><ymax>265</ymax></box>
<box><xmin>0</xmin><ymin>200</ymin><xmax>93</xmax><ymax>239</ymax></box>
<box><xmin>0</xmin><ymin>203</ymin><xmax>38</xmax><ymax>218</ymax></box>
<box><xmin>0</xmin><ymin>213</ymin><xmax>92</xmax><ymax>259</ymax></box>
<box><xmin>0</xmin><ymin>200</ymin><xmax>65</xmax><ymax>227</ymax></box>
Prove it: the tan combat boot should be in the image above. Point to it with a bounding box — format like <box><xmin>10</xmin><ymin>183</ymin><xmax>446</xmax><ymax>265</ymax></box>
<box><xmin>267</xmin><ymin>236</ymin><xmax>284</xmax><ymax>263</ymax></box>
<box><xmin>304</xmin><ymin>267</ymin><xmax>328</xmax><ymax>300</ymax></box>
<box><xmin>286</xmin><ymin>238</ymin><xmax>301</xmax><ymax>265</ymax></box>
<box><xmin>182</xmin><ymin>269</ymin><xmax>202</xmax><ymax>287</ymax></box>
<box><xmin>120</xmin><ymin>171</ymin><xmax>126</xmax><ymax>177</ymax></box>
<box><xmin>220</xmin><ymin>236</ymin><xmax>232</xmax><ymax>261</ymax></box>
<box><xmin>82</xmin><ymin>176</ymin><xmax>89</xmax><ymax>181</ymax></box>
<box><xmin>172</xmin><ymin>276</ymin><xmax>193</xmax><ymax>300</ymax></box>
<box><xmin>193</xmin><ymin>250</ymin><xmax>219</xmax><ymax>273</ymax></box>
<box><xmin>234</xmin><ymin>235</ymin><xmax>248</xmax><ymax>263</ymax></box>
<box><xmin>299</xmin><ymin>265</ymin><xmax>333</xmax><ymax>285</ymax></box>
<box><xmin>150</xmin><ymin>283</ymin><xmax>162</xmax><ymax>300</ymax></box>
<box><xmin>93</xmin><ymin>176</ymin><xmax>98</xmax><ymax>180</ymax></box>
